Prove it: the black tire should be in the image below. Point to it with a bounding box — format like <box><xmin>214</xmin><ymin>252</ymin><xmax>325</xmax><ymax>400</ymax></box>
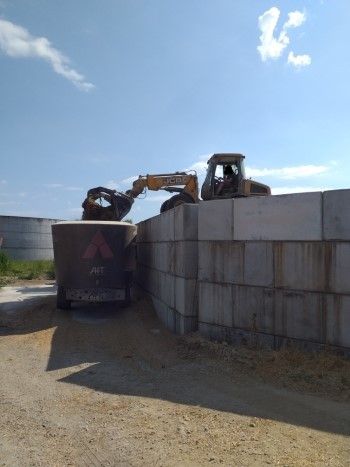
<box><xmin>160</xmin><ymin>199</ymin><xmax>171</xmax><ymax>213</ymax></box>
<box><xmin>160</xmin><ymin>193</ymin><xmax>195</xmax><ymax>213</ymax></box>
<box><xmin>56</xmin><ymin>286</ymin><xmax>71</xmax><ymax>310</ymax></box>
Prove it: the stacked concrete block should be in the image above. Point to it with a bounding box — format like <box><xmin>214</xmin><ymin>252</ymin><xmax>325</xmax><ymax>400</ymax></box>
<box><xmin>136</xmin><ymin>204</ymin><xmax>198</xmax><ymax>335</ymax></box>
<box><xmin>323</xmin><ymin>189</ymin><xmax>350</xmax><ymax>240</ymax></box>
<box><xmin>137</xmin><ymin>189</ymin><xmax>350</xmax><ymax>353</ymax></box>
<box><xmin>197</xmin><ymin>192</ymin><xmax>350</xmax><ymax>353</ymax></box>
<box><xmin>233</xmin><ymin>192</ymin><xmax>323</xmax><ymax>241</ymax></box>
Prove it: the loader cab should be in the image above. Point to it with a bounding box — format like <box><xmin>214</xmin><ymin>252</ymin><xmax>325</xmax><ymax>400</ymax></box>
<box><xmin>201</xmin><ymin>153</ymin><xmax>246</xmax><ymax>200</ymax></box>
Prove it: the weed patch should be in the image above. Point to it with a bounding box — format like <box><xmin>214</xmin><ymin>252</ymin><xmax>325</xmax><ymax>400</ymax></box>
<box><xmin>0</xmin><ymin>251</ymin><xmax>55</xmax><ymax>285</ymax></box>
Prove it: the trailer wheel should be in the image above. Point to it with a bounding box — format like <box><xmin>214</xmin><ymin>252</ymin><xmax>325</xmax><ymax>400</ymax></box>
<box><xmin>57</xmin><ymin>286</ymin><xmax>71</xmax><ymax>310</ymax></box>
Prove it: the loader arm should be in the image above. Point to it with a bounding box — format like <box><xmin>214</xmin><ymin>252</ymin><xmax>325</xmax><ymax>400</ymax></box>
<box><xmin>82</xmin><ymin>172</ymin><xmax>199</xmax><ymax>222</ymax></box>
<box><xmin>127</xmin><ymin>172</ymin><xmax>199</xmax><ymax>202</ymax></box>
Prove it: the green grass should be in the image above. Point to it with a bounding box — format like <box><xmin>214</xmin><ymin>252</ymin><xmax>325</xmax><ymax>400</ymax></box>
<box><xmin>0</xmin><ymin>251</ymin><xmax>55</xmax><ymax>286</ymax></box>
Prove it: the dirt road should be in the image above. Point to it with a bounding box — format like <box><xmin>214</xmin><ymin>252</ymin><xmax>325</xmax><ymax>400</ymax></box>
<box><xmin>0</xmin><ymin>289</ymin><xmax>349</xmax><ymax>466</ymax></box>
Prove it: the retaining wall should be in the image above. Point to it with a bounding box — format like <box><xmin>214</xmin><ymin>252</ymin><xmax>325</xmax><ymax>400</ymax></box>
<box><xmin>0</xmin><ymin>215</ymin><xmax>62</xmax><ymax>260</ymax></box>
<box><xmin>136</xmin><ymin>205</ymin><xmax>198</xmax><ymax>334</ymax></box>
<box><xmin>136</xmin><ymin>190</ymin><xmax>350</xmax><ymax>353</ymax></box>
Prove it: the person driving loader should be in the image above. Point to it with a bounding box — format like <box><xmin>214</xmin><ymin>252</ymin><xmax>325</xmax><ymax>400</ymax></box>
<box><xmin>216</xmin><ymin>164</ymin><xmax>239</xmax><ymax>195</ymax></box>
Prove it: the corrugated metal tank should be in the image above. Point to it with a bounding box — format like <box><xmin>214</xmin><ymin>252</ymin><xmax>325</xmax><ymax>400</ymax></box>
<box><xmin>0</xmin><ymin>215</ymin><xmax>62</xmax><ymax>260</ymax></box>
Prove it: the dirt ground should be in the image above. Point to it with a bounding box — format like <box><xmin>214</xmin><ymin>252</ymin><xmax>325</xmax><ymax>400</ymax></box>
<box><xmin>0</xmin><ymin>291</ymin><xmax>349</xmax><ymax>466</ymax></box>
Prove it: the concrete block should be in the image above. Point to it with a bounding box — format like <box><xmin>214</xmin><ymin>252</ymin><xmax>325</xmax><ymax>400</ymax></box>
<box><xmin>137</xmin><ymin>265</ymin><xmax>159</xmax><ymax>296</ymax></box>
<box><xmin>158</xmin><ymin>271</ymin><xmax>175</xmax><ymax>308</ymax></box>
<box><xmin>138</xmin><ymin>242</ymin><xmax>174</xmax><ymax>272</ymax></box>
<box><xmin>174</xmin><ymin>204</ymin><xmax>198</xmax><ymax>241</ymax></box>
<box><xmin>198</xmin><ymin>281</ymin><xmax>233</xmax><ymax>327</ymax></box>
<box><xmin>136</xmin><ymin>243</ymin><xmax>152</xmax><ymax>267</ymax></box>
<box><xmin>244</xmin><ymin>242</ymin><xmax>273</xmax><ymax>287</ymax></box>
<box><xmin>137</xmin><ymin>218</ymin><xmax>156</xmax><ymax>243</ymax></box>
<box><xmin>175</xmin><ymin>314</ymin><xmax>198</xmax><ymax>334</ymax></box>
<box><xmin>135</xmin><ymin>220</ymin><xmax>145</xmax><ymax>242</ymax></box>
<box><xmin>274</xmin><ymin>242</ymin><xmax>329</xmax><ymax>292</ymax></box>
<box><xmin>151</xmin><ymin>296</ymin><xmax>176</xmax><ymax>332</ymax></box>
<box><xmin>274</xmin><ymin>290</ymin><xmax>324</xmax><ymax>342</ymax></box>
<box><xmin>158</xmin><ymin>209</ymin><xmax>175</xmax><ymax>242</ymax></box>
<box><xmin>174</xmin><ymin>241</ymin><xmax>198</xmax><ymax>278</ymax></box>
<box><xmin>198</xmin><ymin>199</ymin><xmax>234</xmax><ymax>241</ymax></box>
<box><xmin>198</xmin><ymin>241</ymin><xmax>244</xmax><ymax>284</ymax></box>
<box><xmin>136</xmin><ymin>218</ymin><xmax>152</xmax><ymax>243</ymax></box>
<box><xmin>174</xmin><ymin>277</ymin><xmax>198</xmax><ymax>317</ymax></box>
<box><xmin>153</xmin><ymin>242</ymin><xmax>174</xmax><ymax>273</ymax></box>
<box><xmin>151</xmin><ymin>269</ymin><xmax>163</xmax><ymax>298</ymax></box>
<box><xmin>329</xmin><ymin>243</ymin><xmax>350</xmax><ymax>294</ymax></box>
<box><xmin>323</xmin><ymin>189</ymin><xmax>350</xmax><ymax>240</ymax></box>
<box><xmin>139</xmin><ymin>267</ymin><xmax>159</xmax><ymax>297</ymax></box>
<box><xmin>326</xmin><ymin>294</ymin><xmax>350</xmax><ymax>348</ymax></box>
<box><xmin>234</xmin><ymin>192</ymin><xmax>322</xmax><ymax>241</ymax></box>
<box><xmin>233</xmin><ymin>286</ymin><xmax>274</xmax><ymax>334</ymax></box>
<box><xmin>151</xmin><ymin>297</ymin><xmax>197</xmax><ymax>335</ymax></box>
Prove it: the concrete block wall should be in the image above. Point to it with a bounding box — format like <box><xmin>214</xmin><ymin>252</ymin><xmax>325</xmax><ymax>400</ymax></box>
<box><xmin>197</xmin><ymin>191</ymin><xmax>350</xmax><ymax>352</ymax></box>
<box><xmin>136</xmin><ymin>204</ymin><xmax>199</xmax><ymax>334</ymax></box>
<box><xmin>136</xmin><ymin>190</ymin><xmax>350</xmax><ymax>353</ymax></box>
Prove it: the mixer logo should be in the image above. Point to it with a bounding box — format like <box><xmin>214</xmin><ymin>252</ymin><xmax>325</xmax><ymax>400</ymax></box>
<box><xmin>82</xmin><ymin>231</ymin><xmax>114</xmax><ymax>259</ymax></box>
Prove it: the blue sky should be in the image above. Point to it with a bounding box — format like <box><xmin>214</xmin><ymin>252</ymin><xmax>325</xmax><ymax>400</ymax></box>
<box><xmin>0</xmin><ymin>0</ymin><xmax>349</xmax><ymax>222</ymax></box>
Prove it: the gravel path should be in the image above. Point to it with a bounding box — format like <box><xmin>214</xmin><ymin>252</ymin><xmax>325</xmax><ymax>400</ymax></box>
<box><xmin>0</xmin><ymin>286</ymin><xmax>349</xmax><ymax>466</ymax></box>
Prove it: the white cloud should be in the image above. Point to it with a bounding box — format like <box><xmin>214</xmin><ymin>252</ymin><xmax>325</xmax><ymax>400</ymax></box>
<box><xmin>271</xmin><ymin>186</ymin><xmax>330</xmax><ymax>195</ymax></box>
<box><xmin>105</xmin><ymin>180</ymin><xmax>119</xmax><ymax>190</ymax></box>
<box><xmin>0</xmin><ymin>18</ymin><xmax>94</xmax><ymax>91</ymax></box>
<box><xmin>184</xmin><ymin>154</ymin><xmax>211</xmax><ymax>176</ymax></box>
<box><xmin>257</xmin><ymin>7</ymin><xmax>289</xmax><ymax>61</ymax></box>
<box><xmin>185</xmin><ymin>155</ymin><xmax>330</xmax><ymax>182</ymax></box>
<box><xmin>246</xmin><ymin>164</ymin><xmax>329</xmax><ymax>180</ymax></box>
<box><xmin>121</xmin><ymin>175</ymin><xmax>138</xmax><ymax>186</ymax></box>
<box><xmin>257</xmin><ymin>7</ymin><xmax>309</xmax><ymax>64</ymax></box>
<box><xmin>284</xmin><ymin>11</ymin><xmax>306</xmax><ymax>29</ymax></box>
<box><xmin>287</xmin><ymin>51</ymin><xmax>311</xmax><ymax>68</ymax></box>
<box><xmin>0</xmin><ymin>179</ymin><xmax>7</xmax><ymax>185</ymax></box>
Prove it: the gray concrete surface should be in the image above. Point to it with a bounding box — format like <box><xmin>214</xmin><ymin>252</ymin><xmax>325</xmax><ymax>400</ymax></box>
<box><xmin>137</xmin><ymin>204</ymin><xmax>198</xmax><ymax>335</ymax></box>
<box><xmin>233</xmin><ymin>192</ymin><xmax>322</xmax><ymax>241</ymax></box>
<box><xmin>198</xmin><ymin>199</ymin><xmax>234</xmax><ymax>241</ymax></box>
<box><xmin>137</xmin><ymin>192</ymin><xmax>350</xmax><ymax>353</ymax></box>
<box><xmin>323</xmin><ymin>189</ymin><xmax>350</xmax><ymax>240</ymax></box>
<box><xmin>0</xmin><ymin>284</ymin><xmax>56</xmax><ymax>325</ymax></box>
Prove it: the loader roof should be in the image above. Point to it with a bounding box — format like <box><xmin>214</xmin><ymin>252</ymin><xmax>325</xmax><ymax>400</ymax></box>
<box><xmin>207</xmin><ymin>153</ymin><xmax>245</xmax><ymax>164</ymax></box>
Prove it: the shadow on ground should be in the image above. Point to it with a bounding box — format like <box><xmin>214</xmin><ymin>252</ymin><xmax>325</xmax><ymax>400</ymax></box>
<box><xmin>1</xmin><ymin>294</ymin><xmax>349</xmax><ymax>437</ymax></box>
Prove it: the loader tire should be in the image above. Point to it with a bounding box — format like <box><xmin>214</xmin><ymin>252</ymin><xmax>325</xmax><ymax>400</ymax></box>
<box><xmin>160</xmin><ymin>199</ymin><xmax>171</xmax><ymax>213</ymax></box>
<box><xmin>160</xmin><ymin>194</ymin><xmax>195</xmax><ymax>213</ymax></box>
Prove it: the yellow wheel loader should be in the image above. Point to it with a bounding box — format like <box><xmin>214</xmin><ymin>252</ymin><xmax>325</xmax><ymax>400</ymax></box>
<box><xmin>82</xmin><ymin>153</ymin><xmax>270</xmax><ymax>221</ymax></box>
